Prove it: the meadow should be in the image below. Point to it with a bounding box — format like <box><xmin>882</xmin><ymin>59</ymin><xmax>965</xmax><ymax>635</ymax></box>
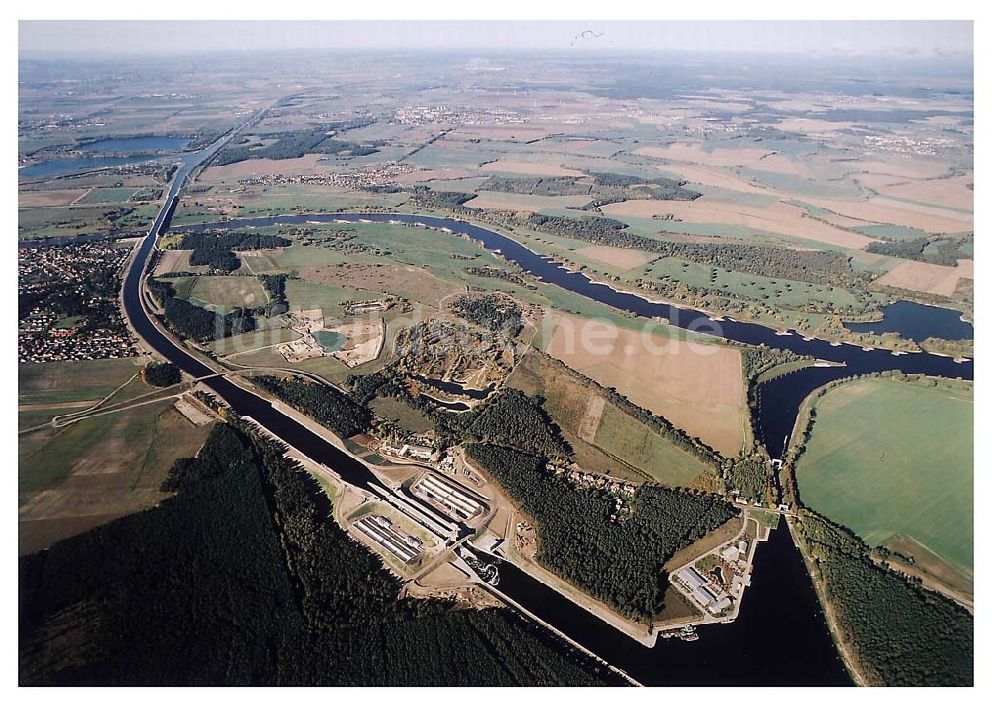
<box><xmin>794</xmin><ymin>377</ymin><xmax>973</xmax><ymax>585</ymax></box>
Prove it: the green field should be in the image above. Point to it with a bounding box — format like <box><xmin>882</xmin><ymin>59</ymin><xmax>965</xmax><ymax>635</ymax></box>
<box><xmin>18</xmin><ymin>358</ymin><xmax>148</xmax><ymax>405</ymax></box>
<box><xmin>795</xmin><ymin>377</ymin><xmax>973</xmax><ymax>578</ymax></box>
<box><xmin>170</xmin><ymin>275</ymin><xmax>269</xmax><ymax>313</ymax></box>
<box><xmin>79</xmin><ymin>187</ymin><xmax>138</xmax><ymax>204</ymax></box>
<box><xmin>369</xmin><ymin>395</ymin><xmax>435</xmax><ymax>433</ymax></box>
<box><xmin>19</xmin><ymin>396</ymin><xmax>212</xmax><ymax>554</ymax></box>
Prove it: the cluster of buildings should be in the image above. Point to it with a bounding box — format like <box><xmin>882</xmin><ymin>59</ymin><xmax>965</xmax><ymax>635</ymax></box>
<box><xmin>236</xmin><ymin>162</ymin><xmax>415</xmax><ymax>190</ymax></box>
<box><xmin>549</xmin><ymin>463</ymin><xmax>637</xmax><ymax>497</ymax></box>
<box><xmin>393</xmin><ymin>105</ymin><xmax>526</xmax><ymax>126</ymax></box>
<box><xmin>18</xmin><ymin>242</ymin><xmax>137</xmax><ymax>363</ymax></box>
<box><xmin>863</xmin><ymin>132</ymin><xmax>959</xmax><ymax>157</ymax></box>
<box><xmin>672</xmin><ymin>539</ymin><xmax>752</xmax><ymax>620</ymax></box>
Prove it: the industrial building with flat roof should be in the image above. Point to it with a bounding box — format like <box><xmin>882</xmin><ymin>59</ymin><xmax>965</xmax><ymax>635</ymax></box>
<box><xmin>412</xmin><ymin>473</ymin><xmax>485</xmax><ymax>522</ymax></box>
<box><xmin>355</xmin><ymin>514</ymin><xmax>425</xmax><ymax>564</ymax></box>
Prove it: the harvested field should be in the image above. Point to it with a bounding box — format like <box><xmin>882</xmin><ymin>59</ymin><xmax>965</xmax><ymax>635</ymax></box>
<box><xmin>198</xmin><ymin>154</ymin><xmax>333</xmax><ymax>183</ymax></box>
<box><xmin>479</xmin><ymin>160</ymin><xmax>586</xmax><ymax>177</ymax></box>
<box><xmin>876</xmin><ymin>258</ymin><xmax>974</xmax><ymax>297</ymax></box>
<box><xmin>466</xmin><ymin>191</ymin><xmax>593</xmax><ymax>211</ymax></box>
<box><xmin>872</xmin><ymin>173</ymin><xmax>974</xmax><ymax>212</ymax></box>
<box><xmin>842</xmin><ymin>158</ymin><xmax>952</xmax><ymax>180</ymax></box>
<box><xmin>794</xmin><ymin>377</ymin><xmax>973</xmax><ymax>582</ymax></box>
<box><xmin>18</xmin><ymin>358</ymin><xmax>148</xmax><ymax>406</ymax></box>
<box><xmin>542</xmin><ymin>314</ymin><xmax>747</xmax><ymax>457</ymax></box>
<box><xmin>634</xmin><ymin>143</ymin><xmax>773</xmax><ymax>166</ymax></box>
<box><xmin>172</xmin><ymin>275</ymin><xmax>270</xmax><ymax>312</ymax></box>
<box><xmin>452</xmin><ymin>125</ymin><xmax>554</xmax><ymax>142</ymax></box>
<box><xmin>572</xmin><ymin>245</ymin><xmax>657</xmax><ymax>269</ymax></box>
<box><xmin>18</xmin><ymin>188</ymin><xmax>90</xmax><ymax>207</ymax></box>
<box><xmin>601</xmin><ymin>198</ymin><xmax>873</xmax><ymax>249</ymax></box>
<box><xmin>808</xmin><ymin>196</ymin><xmax>972</xmax><ymax>234</ymax></box>
<box><xmin>298</xmin><ymin>262</ymin><xmax>463</xmax><ymax>307</ymax></box>
<box><xmin>395</xmin><ymin>167</ymin><xmax>478</xmax><ymax>184</ymax></box>
<box><xmin>506</xmin><ymin>348</ymin><xmax>714</xmax><ymax>485</ymax></box>
<box><xmin>153</xmin><ymin>249</ymin><xmax>206</xmax><ymax>276</ymax></box>
<box><xmin>658</xmin><ymin>164</ymin><xmax>777</xmax><ymax>195</ymax></box>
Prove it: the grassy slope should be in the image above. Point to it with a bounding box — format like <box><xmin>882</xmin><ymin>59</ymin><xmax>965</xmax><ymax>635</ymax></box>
<box><xmin>795</xmin><ymin>377</ymin><xmax>972</xmax><ymax>577</ymax></box>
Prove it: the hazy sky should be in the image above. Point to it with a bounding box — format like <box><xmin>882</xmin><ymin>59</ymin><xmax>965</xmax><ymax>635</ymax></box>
<box><xmin>19</xmin><ymin>20</ymin><xmax>972</xmax><ymax>57</ymax></box>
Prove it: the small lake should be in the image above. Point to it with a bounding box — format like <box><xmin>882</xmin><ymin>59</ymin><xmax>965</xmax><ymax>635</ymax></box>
<box><xmin>20</xmin><ymin>136</ymin><xmax>191</xmax><ymax>180</ymax></box>
<box><xmin>79</xmin><ymin>136</ymin><xmax>191</xmax><ymax>153</ymax></box>
<box><xmin>844</xmin><ymin>300</ymin><xmax>973</xmax><ymax>342</ymax></box>
<box><xmin>314</xmin><ymin>330</ymin><xmax>346</xmax><ymax>352</ymax></box>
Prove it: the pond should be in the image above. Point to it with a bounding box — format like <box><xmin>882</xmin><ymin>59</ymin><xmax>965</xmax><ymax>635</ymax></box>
<box><xmin>313</xmin><ymin>330</ymin><xmax>346</xmax><ymax>352</ymax></box>
<box><xmin>844</xmin><ymin>300</ymin><xmax>973</xmax><ymax>342</ymax></box>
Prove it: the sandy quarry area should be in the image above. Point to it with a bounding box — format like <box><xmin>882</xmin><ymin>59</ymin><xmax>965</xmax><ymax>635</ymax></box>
<box><xmin>876</xmin><ymin>258</ymin><xmax>974</xmax><ymax>297</ymax></box>
<box><xmin>543</xmin><ymin>313</ymin><xmax>747</xmax><ymax>457</ymax></box>
<box><xmin>328</xmin><ymin>319</ymin><xmax>385</xmax><ymax>367</ymax></box>
<box><xmin>601</xmin><ymin>197</ymin><xmax>873</xmax><ymax>249</ymax></box>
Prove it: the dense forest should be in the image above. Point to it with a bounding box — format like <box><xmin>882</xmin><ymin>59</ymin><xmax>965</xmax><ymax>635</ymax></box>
<box><xmin>410</xmin><ymin>186</ymin><xmax>478</xmax><ymax>210</ymax></box>
<box><xmin>176</xmin><ymin>231</ymin><xmax>291</xmax><ymax>275</ymax></box>
<box><xmin>213</xmin><ymin>128</ymin><xmax>378</xmax><ymax>165</ymax></box>
<box><xmin>19</xmin><ymin>423</ymin><xmax>619</xmax><ymax>685</ymax></box>
<box><xmin>148</xmin><ymin>278</ymin><xmax>256</xmax><ymax>342</ymax></box>
<box><xmin>253</xmin><ymin>375</ymin><xmax>373</xmax><ymax>439</ymax></box>
<box><xmin>865</xmin><ymin>235</ymin><xmax>970</xmax><ymax>267</ymax></box>
<box><xmin>792</xmin><ymin>511</ymin><xmax>972</xmax><ymax>686</ymax></box>
<box><xmin>442</xmin><ymin>389</ymin><xmax>572</xmax><ymax>460</ymax></box>
<box><xmin>450</xmin><ymin>293</ymin><xmax>524</xmax><ymax>335</ymax></box>
<box><xmin>466</xmin><ymin>443</ymin><xmax>739</xmax><ymax>620</ymax></box>
<box><xmin>141</xmin><ymin>361</ymin><xmax>181</xmax><ymax>387</ymax></box>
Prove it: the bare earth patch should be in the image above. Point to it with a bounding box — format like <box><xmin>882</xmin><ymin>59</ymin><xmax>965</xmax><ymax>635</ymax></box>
<box><xmin>543</xmin><ymin>313</ymin><xmax>746</xmax><ymax>457</ymax></box>
<box><xmin>479</xmin><ymin>159</ymin><xmax>585</xmax><ymax>177</ymax></box>
<box><xmin>573</xmin><ymin>245</ymin><xmax>657</xmax><ymax>269</ymax></box>
<box><xmin>19</xmin><ymin>188</ymin><xmax>91</xmax><ymax>207</ymax></box>
<box><xmin>634</xmin><ymin>143</ymin><xmax>773</xmax><ymax>166</ymax></box>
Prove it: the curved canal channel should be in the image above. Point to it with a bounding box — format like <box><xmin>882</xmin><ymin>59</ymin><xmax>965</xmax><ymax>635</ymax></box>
<box><xmin>123</xmin><ymin>152</ymin><xmax>971</xmax><ymax>683</ymax></box>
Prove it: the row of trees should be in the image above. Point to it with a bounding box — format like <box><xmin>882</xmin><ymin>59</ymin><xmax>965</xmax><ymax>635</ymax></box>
<box><xmin>466</xmin><ymin>442</ymin><xmax>739</xmax><ymax>620</ymax></box>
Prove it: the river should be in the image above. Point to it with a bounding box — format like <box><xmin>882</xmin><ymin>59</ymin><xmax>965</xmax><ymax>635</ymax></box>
<box><xmin>171</xmin><ymin>211</ymin><xmax>974</xmax><ymax>457</ymax></box>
